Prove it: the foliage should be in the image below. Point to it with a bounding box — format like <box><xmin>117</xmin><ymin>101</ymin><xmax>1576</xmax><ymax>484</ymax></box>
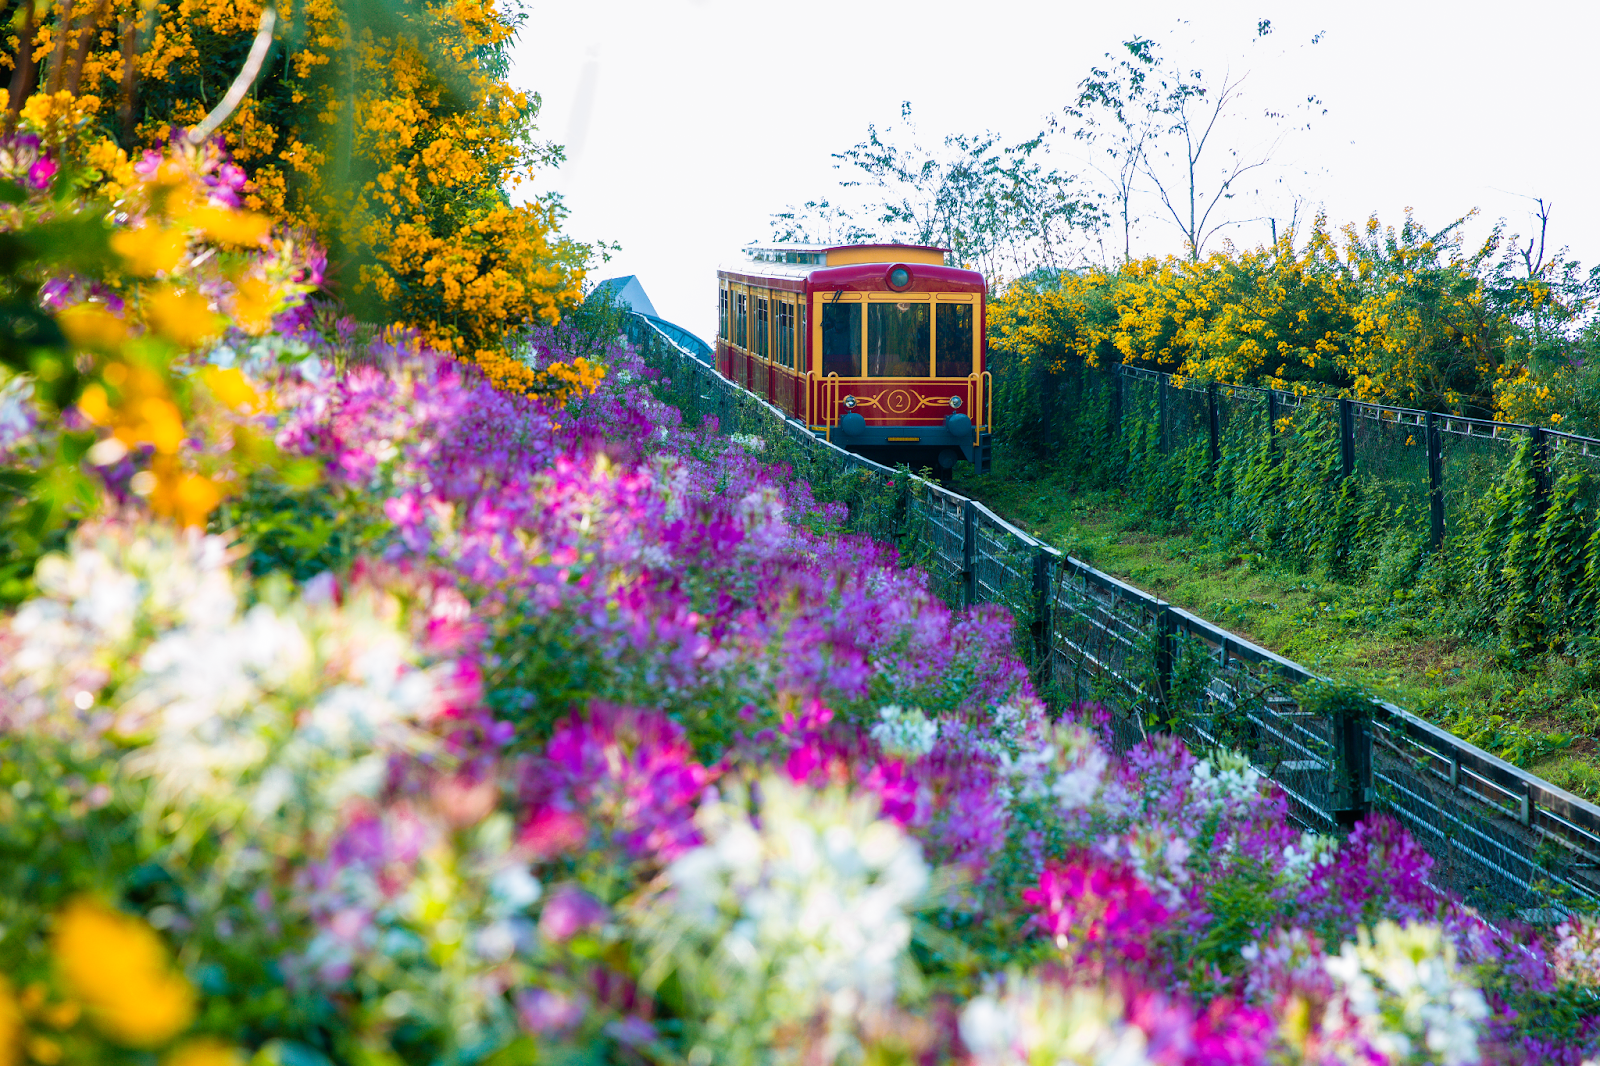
<box><xmin>0</xmin><ymin>0</ymin><xmax>594</xmax><ymax>358</ymax></box>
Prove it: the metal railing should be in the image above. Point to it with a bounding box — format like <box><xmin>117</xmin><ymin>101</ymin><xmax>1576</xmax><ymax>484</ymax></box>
<box><xmin>631</xmin><ymin>312</ymin><xmax>1600</xmax><ymax>919</ymax></box>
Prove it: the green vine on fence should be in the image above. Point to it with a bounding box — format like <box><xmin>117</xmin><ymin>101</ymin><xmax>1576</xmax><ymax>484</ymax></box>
<box><xmin>994</xmin><ymin>356</ymin><xmax>1600</xmax><ymax>669</ymax></box>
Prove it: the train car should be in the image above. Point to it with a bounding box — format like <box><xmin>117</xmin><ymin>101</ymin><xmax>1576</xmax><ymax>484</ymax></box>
<box><xmin>715</xmin><ymin>243</ymin><xmax>991</xmax><ymax>476</ymax></box>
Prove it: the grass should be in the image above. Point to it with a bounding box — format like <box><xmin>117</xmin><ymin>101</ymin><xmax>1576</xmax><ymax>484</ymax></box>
<box><xmin>951</xmin><ymin>450</ymin><xmax>1600</xmax><ymax>800</ymax></box>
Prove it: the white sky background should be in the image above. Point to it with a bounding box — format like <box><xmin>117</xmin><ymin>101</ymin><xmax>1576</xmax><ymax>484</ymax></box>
<box><xmin>509</xmin><ymin>0</ymin><xmax>1600</xmax><ymax>342</ymax></box>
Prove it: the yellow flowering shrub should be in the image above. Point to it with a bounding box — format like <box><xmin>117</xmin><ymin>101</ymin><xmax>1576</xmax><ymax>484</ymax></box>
<box><xmin>475</xmin><ymin>349</ymin><xmax>606</xmax><ymax>402</ymax></box>
<box><xmin>1</xmin><ymin>0</ymin><xmax>591</xmax><ymax>367</ymax></box>
<box><xmin>991</xmin><ymin>212</ymin><xmax>1589</xmax><ymax>420</ymax></box>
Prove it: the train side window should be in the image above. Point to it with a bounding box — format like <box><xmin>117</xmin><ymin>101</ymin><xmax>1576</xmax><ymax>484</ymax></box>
<box><xmin>868</xmin><ymin>300</ymin><xmax>930</xmax><ymax>377</ymax></box>
<box><xmin>936</xmin><ymin>302</ymin><xmax>974</xmax><ymax>377</ymax></box>
<box><xmin>798</xmin><ymin>304</ymin><xmax>806</xmax><ymax>371</ymax></box>
<box><xmin>736</xmin><ymin>293</ymin><xmax>748</xmax><ymax>349</ymax></box>
<box><xmin>757</xmin><ymin>297</ymin><xmax>769</xmax><ymax>360</ymax></box>
<box><xmin>719</xmin><ymin>288</ymin><xmax>729</xmax><ymax>340</ymax></box>
<box><xmin>820</xmin><ymin>302</ymin><xmax>861</xmax><ymax>377</ymax></box>
<box><xmin>777</xmin><ymin>301</ymin><xmax>793</xmax><ymax>367</ymax></box>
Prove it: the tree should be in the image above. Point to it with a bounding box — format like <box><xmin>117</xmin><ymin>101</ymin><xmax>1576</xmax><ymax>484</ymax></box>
<box><xmin>0</xmin><ymin>0</ymin><xmax>593</xmax><ymax>356</ymax></box>
<box><xmin>1057</xmin><ymin>36</ymin><xmax>1158</xmax><ymax>264</ymax></box>
<box><xmin>769</xmin><ymin>104</ymin><xmax>1103</xmax><ymax>283</ymax></box>
<box><xmin>1062</xmin><ymin>21</ymin><xmax>1325</xmax><ymax>262</ymax></box>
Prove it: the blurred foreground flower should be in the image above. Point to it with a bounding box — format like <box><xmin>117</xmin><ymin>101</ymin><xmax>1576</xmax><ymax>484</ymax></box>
<box><xmin>1323</xmin><ymin>920</ymin><xmax>1487</xmax><ymax>1066</ymax></box>
<box><xmin>53</xmin><ymin>898</ymin><xmax>195</xmax><ymax>1047</ymax></box>
<box><xmin>634</xmin><ymin>774</ymin><xmax>928</xmax><ymax>1064</ymax></box>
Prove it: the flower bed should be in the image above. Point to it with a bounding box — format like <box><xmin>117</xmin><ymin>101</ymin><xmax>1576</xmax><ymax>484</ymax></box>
<box><xmin>5</xmin><ymin>220</ymin><xmax>1600</xmax><ymax>1065</ymax></box>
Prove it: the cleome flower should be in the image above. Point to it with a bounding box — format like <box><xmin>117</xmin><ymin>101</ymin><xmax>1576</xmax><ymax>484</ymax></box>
<box><xmin>634</xmin><ymin>774</ymin><xmax>928</xmax><ymax>1062</ymax></box>
<box><xmin>959</xmin><ymin>972</ymin><xmax>1152</xmax><ymax>1066</ymax></box>
<box><xmin>869</xmin><ymin>704</ymin><xmax>938</xmax><ymax>759</ymax></box>
<box><xmin>1322</xmin><ymin>920</ymin><xmax>1488</xmax><ymax>1065</ymax></box>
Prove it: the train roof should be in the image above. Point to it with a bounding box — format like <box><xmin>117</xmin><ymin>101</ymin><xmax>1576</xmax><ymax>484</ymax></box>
<box><xmin>719</xmin><ymin>242</ymin><xmax>983</xmax><ymax>289</ymax></box>
<box><xmin>740</xmin><ymin>242</ymin><xmax>950</xmax><ymax>266</ymax></box>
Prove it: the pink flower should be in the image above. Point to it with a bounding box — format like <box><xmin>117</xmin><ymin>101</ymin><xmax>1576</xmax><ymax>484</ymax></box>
<box><xmin>1025</xmin><ymin>853</ymin><xmax>1172</xmax><ymax>965</ymax></box>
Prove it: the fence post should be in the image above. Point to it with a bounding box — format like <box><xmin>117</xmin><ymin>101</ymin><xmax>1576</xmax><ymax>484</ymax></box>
<box><xmin>1266</xmin><ymin>390</ymin><xmax>1280</xmax><ymax>464</ymax></box>
<box><xmin>1338</xmin><ymin>398</ymin><xmax>1356</xmax><ymax>481</ymax></box>
<box><xmin>1530</xmin><ymin>426</ymin><xmax>1552</xmax><ymax>517</ymax></box>
<box><xmin>962</xmin><ymin>500</ymin><xmax>977</xmax><ymax>609</ymax></box>
<box><xmin>1207</xmin><ymin>383</ymin><xmax>1221</xmax><ymax>470</ymax></box>
<box><xmin>1106</xmin><ymin>362</ymin><xmax>1122</xmax><ymax>443</ymax></box>
<box><xmin>1154</xmin><ymin>602</ymin><xmax>1174</xmax><ymax>711</ymax></box>
<box><xmin>1426</xmin><ymin>411</ymin><xmax>1445</xmax><ymax>552</ymax></box>
<box><xmin>1158</xmin><ymin>376</ymin><xmax>1169</xmax><ymax>456</ymax></box>
<box><xmin>1031</xmin><ymin>548</ymin><xmax>1052</xmax><ymax>686</ymax></box>
<box><xmin>1330</xmin><ymin>704</ymin><xmax>1373</xmax><ymax>830</ymax></box>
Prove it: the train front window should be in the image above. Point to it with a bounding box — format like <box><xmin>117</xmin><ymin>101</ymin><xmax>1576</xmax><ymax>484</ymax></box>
<box><xmin>868</xmin><ymin>301</ymin><xmax>930</xmax><ymax>377</ymax></box>
<box><xmin>719</xmin><ymin>289</ymin><xmax>729</xmax><ymax>340</ymax></box>
<box><xmin>821</xmin><ymin>302</ymin><xmax>861</xmax><ymax>377</ymax></box>
<box><xmin>936</xmin><ymin>302</ymin><xmax>974</xmax><ymax>377</ymax></box>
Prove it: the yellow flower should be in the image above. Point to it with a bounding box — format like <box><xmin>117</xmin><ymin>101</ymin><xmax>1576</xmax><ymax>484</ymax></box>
<box><xmin>57</xmin><ymin>304</ymin><xmax>129</xmax><ymax>352</ymax></box>
<box><xmin>148</xmin><ymin>460</ymin><xmax>224</xmax><ymax>530</ymax></box>
<box><xmin>186</xmin><ymin>206</ymin><xmax>272</xmax><ymax>248</ymax></box>
<box><xmin>144</xmin><ymin>288</ymin><xmax>221</xmax><ymax>351</ymax></box>
<box><xmin>24</xmin><ymin>1036</ymin><xmax>61</xmax><ymax>1065</ymax></box>
<box><xmin>230</xmin><ymin>276</ymin><xmax>277</xmax><ymax>335</ymax></box>
<box><xmin>52</xmin><ymin>898</ymin><xmax>196</xmax><ymax>1048</ymax></box>
<box><xmin>200</xmin><ymin>367</ymin><xmax>263</xmax><ymax>413</ymax></box>
<box><xmin>110</xmin><ymin>225</ymin><xmax>186</xmax><ymax>277</ymax></box>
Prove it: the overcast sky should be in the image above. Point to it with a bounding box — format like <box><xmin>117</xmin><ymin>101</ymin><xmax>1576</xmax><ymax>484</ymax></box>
<box><xmin>510</xmin><ymin>0</ymin><xmax>1600</xmax><ymax>342</ymax></box>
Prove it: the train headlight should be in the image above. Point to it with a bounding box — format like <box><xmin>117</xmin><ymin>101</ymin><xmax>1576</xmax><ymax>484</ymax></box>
<box><xmin>843</xmin><ymin>395</ymin><xmax>857</xmax><ymax>409</ymax></box>
<box><xmin>949</xmin><ymin>396</ymin><xmax>962</xmax><ymax>409</ymax></box>
<box><xmin>888</xmin><ymin>266</ymin><xmax>911</xmax><ymax>290</ymax></box>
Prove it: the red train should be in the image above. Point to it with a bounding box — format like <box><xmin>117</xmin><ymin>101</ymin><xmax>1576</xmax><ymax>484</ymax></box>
<box><xmin>715</xmin><ymin>243</ymin><xmax>991</xmax><ymax>476</ymax></box>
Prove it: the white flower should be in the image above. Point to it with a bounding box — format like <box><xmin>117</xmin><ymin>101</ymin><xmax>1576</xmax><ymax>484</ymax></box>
<box><xmin>729</xmin><ymin>432</ymin><xmax>766</xmax><ymax>452</ymax></box>
<box><xmin>960</xmin><ymin>974</ymin><xmax>1153</xmax><ymax>1066</ymax></box>
<box><xmin>736</xmin><ymin>487</ymin><xmax>785</xmax><ymax>535</ymax></box>
<box><xmin>644</xmin><ymin>775</ymin><xmax>928</xmax><ymax>1052</ymax></box>
<box><xmin>1323</xmin><ymin>921</ymin><xmax>1488</xmax><ymax>1066</ymax></box>
<box><xmin>1279</xmin><ymin>831</ymin><xmax>1338</xmax><ymax>887</ymax></box>
<box><xmin>1052</xmin><ymin>746</ymin><xmax>1110</xmax><ymax>811</ymax></box>
<box><xmin>1190</xmin><ymin>750</ymin><xmax>1263</xmax><ymax>814</ymax></box>
<box><xmin>870</xmin><ymin>704</ymin><xmax>937</xmax><ymax>759</ymax></box>
<box><xmin>2</xmin><ymin>523</ymin><xmax>237</xmax><ymax>735</ymax></box>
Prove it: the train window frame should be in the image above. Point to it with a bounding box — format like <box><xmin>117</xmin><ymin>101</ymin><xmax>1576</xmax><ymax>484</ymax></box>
<box><xmin>798</xmin><ymin>303</ymin><xmax>806</xmax><ymax>373</ymax></box>
<box><xmin>719</xmin><ymin>287</ymin><xmax>729</xmax><ymax>341</ymax></box>
<box><xmin>735</xmin><ymin>291</ymin><xmax>748</xmax><ymax>350</ymax></box>
<box><xmin>756</xmin><ymin>296</ymin><xmax>770</xmax><ymax>361</ymax></box>
<box><xmin>815</xmin><ymin>291</ymin><xmax>863</xmax><ymax>378</ymax></box>
<box><xmin>775</xmin><ymin>301</ymin><xmax>792</xmax><ymax>368</ymax></box>
<box><xmin>934</xmin><ymin>295</ymin><xmax>977</xmax><ymax>379</ymax></box>
<box><xmin>865</xmin><ymin>294</ymin><xmax>932</xmax><ymax>378</ymax></box>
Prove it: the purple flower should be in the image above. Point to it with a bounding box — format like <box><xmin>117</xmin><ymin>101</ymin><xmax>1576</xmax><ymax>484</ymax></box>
<box><xmin>538</xmin><ymin>887</ymin><xmax>608</xmax><ymax>943</ymax></box>
<box><xmin>516</xmin><ymin>988</ymin><xmax>586</xmax><ymax>1035</ymax></box>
